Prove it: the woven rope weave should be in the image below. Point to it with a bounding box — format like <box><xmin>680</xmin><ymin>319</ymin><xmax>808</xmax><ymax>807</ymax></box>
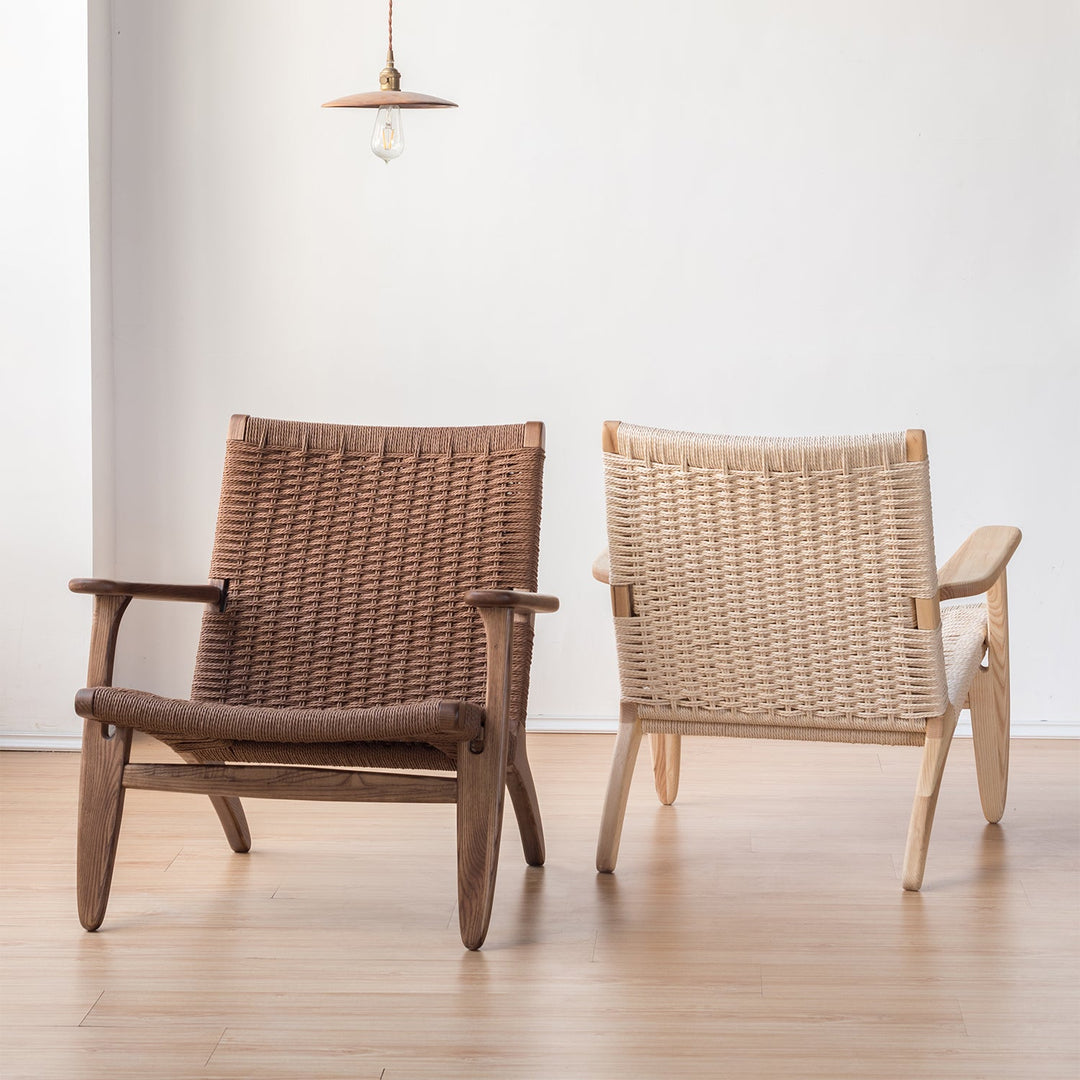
<box><xmin>639</xmin><ymin>606</ymin><xmax>988</xmax><ymax>746</ymax></box>
<box><xmin>192</xmin><ymin>418</ymin><xmax>541</xmax><ymax>715</ymax></box>
<box><xmin>108</xmin><ymin>417</ymin><xmax>543</xmax><ymax>768</ymax></box>
<box><xmin>85</xmin><ymin>689</ymin><xmax>482</xmax><ymax>744</ymax></box>
<box><xmin>82</xmin><ymin>688</ymin><xmax>480</xmax><ymax>770</ymax></box>
<box><xmin>606</xmin><ymin>424</ymin><xmax>951</xmax><ymax>738</ymax></box>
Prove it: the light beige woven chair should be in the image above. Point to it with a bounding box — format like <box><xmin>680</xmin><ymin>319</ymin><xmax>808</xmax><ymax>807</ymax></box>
<box><xmin>70</xmin><ymin>415</ymin><xmax>558</xmax><ymax>949</ymax></box>
<box><xmin>593</xmin><ymin>421</ymin><xmax>1020</xmax><ymax>890</ymax></box>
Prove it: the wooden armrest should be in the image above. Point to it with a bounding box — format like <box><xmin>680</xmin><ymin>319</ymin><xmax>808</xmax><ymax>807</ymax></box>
<box><xmin>592</xmin><ymin>548</ymin><xmax>610</xmax><ymax>584</ymax></box>
<box><xmin>937</xmin><ymin>526</ymin><xmax>1022</xmax><ymax>601</ymax></box>
<box><xmin>463</xmin><ymin>590</ymin><xmax>560</xmax><ymax>614</ymax></box>
<box><xmin>69</xmin><ymin>578</ymin><xmax>225</xmax><ymax>609</ymax></box>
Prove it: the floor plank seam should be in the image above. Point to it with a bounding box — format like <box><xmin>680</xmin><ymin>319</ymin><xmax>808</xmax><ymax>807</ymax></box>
<box><xmin>1018</xmin><ymin>877</ymin><xmax>1033</xmax><ymax>907</ymax></box>
<box><xmin>204</xmin><ymin>1027</ymin><xmax>228</xmax><ymax>1067</ymax></box>
<box><xmin>955</xmin><ymin>998</ymin><xmax>974</xmax><ymax>1039</ymax></box>
<box><xmin>78</xmin><ymin>988</ymin><xmax>106</xmax><ymax>1027</ymax></box>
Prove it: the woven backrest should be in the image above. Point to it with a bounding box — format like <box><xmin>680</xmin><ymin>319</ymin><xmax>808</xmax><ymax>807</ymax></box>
<box><xmin>191</xmin><ymin>417</ymin><xmax>543</xmax><ymax>726</ymax></box>
<box><xmin>605</xmin><ymin>423</ymin><xmax>949</xmax><ymax>724</ymax></box>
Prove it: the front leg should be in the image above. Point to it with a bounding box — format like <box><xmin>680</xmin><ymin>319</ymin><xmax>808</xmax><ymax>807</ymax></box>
<box><xmin>970</xmin><ymin>572</ymin><xmax>1011</xmax><ymax>823</ymax></box>
<box><xmin>456</xmin><ymin>606</ymin><xmax>514</xmax><ymax>950</ymax></box>
<box><xmin>77</xmin><ymin>593</ymin><xmax>132</xmax><ymax>930</ymax></box>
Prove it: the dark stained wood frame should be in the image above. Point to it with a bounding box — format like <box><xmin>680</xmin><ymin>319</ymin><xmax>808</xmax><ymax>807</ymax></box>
<box><xmin>69</xmin><ymin>420</ymin><xmax>558</xmax><ymax>951</ymax></box>
<box><xmin>69</xmin><ymin>579</ymin><xmax>225</xmax><ymax>607</ymax></box>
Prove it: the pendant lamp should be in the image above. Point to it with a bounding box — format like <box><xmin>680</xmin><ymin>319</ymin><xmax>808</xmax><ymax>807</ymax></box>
<box><xmin>323</xmin><ymin>0</ymin><xmax>457</xmax><ymax>162</ymax></box>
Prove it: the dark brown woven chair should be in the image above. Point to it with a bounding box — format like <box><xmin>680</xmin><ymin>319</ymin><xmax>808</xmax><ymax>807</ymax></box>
<box><xmin>70</xmin><ymin>415</ymin><xmax>558</xmax><ymax>949</ymax></box>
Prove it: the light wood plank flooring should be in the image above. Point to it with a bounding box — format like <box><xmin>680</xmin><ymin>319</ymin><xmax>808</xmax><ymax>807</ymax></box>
<box><xmin>2</xmin><ymin>734</ymin><xmax>1078</xmax><ymax>1079</ymax></box>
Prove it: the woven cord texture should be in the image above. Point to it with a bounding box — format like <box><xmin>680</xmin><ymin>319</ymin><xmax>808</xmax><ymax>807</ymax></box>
<box><xmin>86</xmin><ymin>688</ymin><xmax>482</xmax><ymax>743</ymax></box>
<box><xmin>607</xmin><ymin>424</ymin><xmax>948</xmax><ymax>726</ymax></box>
<box><xmin>191</xmin><ymin>420</ymin><xmax>542</xmax><ymax>742</ymax></box>
<box><xmin>640</xmin><ymin>606</ymin><xmax>987</xmax><ymax>747</ymax></box>
<box><xmin>941</xmin><ymin>603</ymin><xmax>989</xmax><ymax>707</ymax></box>
<box><xmin>639</xmin><ymin>717</ymin><xmax>927</xmax><ymax>746</ymax></box>
<box><xmin>83</xmin><ymin>688</ymin><xmax>475</xmax><ymax>770</ymax></box>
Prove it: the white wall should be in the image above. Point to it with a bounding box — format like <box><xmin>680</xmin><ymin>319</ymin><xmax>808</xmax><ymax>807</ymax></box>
<box><xmin>74</xmin><ymin>1</ymin><xmax>1080</xmax><ymax>734</ymax></box>
<box><xmin>0</xmin><ymin>2</ymin><xmax>95</xmax><ymax>744</ymax></box>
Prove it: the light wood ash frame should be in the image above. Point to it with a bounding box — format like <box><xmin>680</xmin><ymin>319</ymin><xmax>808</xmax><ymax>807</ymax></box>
<box><xmin>593</xmin><ymin>420</ymin><xmax>1020</xmax><ymax>891</ymax></box>
<box><xmin>70</xmin><ymin>416</ymin><xmax>558</xmax><ymax>951</ymax></box>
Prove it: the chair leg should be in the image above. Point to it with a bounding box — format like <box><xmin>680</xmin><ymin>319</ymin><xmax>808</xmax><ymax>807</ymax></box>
<box><xmin>207</xmin><ymin>796</ymin><xmax>252</xmax><ymax>853</ymax></box>
<box><xmin>177</xmin><ymin>752</ymin><xmax>251</xmax><ymax>852</ymax></box>
<box><xmin>970</xmin><ymin>673</ymin><xmax>1009</xmax><ymax>824</ymax></box>
<box><xmin>650</xmin><ymin>733</ymin><xmax>681</xmax><ymax>805</ymax></box>
<box><xmin>596</xmin><ymin>704</ymin><xmax>643</xmax><ymax>873</ymax></box>
<box><xmin>506</xmin><ymin>732</ymin><xmax>545</xmax><ymax>867</ymax></box>
<box><xmin>456</xmin><ymin>605</ymin><xmax>518</xmax><ymax>950</ymax></box>
<box><xmin>77</xmin><ymin>719</ymin><xmax>133</xmax><ymax>931</ymax></box>
<box><xmin>901</xmin><ymin>708</ymin><xmax>959</xmax><ymax>891</ymax></box>
<box><xmin>456</xmin><ymin>736</ymin><xmax>510</xmax><ymax>950</ymax></box>
<box><xmin>970</xmin><ymin>573</ymin><xmax>1011</xmax><ymax>823</ymax></box>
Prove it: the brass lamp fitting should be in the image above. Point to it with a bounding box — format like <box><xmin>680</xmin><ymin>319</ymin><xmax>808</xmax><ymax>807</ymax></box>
<box><xmin>379</xmin><ymin>50</ymin><xmax>402</xmax><ymax>91</ymax></box>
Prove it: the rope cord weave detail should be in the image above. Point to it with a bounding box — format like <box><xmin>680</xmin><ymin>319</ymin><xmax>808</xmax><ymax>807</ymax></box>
<box><xmin>191</xmin><ymin>419</ymin><xmax>543</xmax><ymax>740</ymax></box>
<box><xmin>606</xmin><ymin>425</ymin><xmax>948</xmax><ymax>726</ymax></box>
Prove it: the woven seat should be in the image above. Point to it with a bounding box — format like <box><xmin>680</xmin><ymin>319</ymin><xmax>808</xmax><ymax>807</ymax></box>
<box><xmin>942</xmin><ymin>605</ymin><xmax>991</xmax><ymax>706</ymax></box>
<box><xmin>594</xmin><ymin>422</ymin><xmax>1020</xmax><ymax>891</ymax></box>
<box><xmin>70</xmin><ymin>414</ymin><xmax>558</xmax><ymax>949</ymax></box>
<box><xmin>75</xmin><ymin>688</ymin><xmax>483</xmax><ymax>770</ymax></box>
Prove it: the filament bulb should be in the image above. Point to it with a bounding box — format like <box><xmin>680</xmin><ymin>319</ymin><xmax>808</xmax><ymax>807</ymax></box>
<box><xmin>371</xmin><ymin>106</ymin><xmax>404</xmax><ymax>162</ymax></box>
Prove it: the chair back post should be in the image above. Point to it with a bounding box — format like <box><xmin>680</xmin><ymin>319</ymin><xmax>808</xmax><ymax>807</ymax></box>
<box><xmin>906</xmin><ymin>429</ymin><xmax>942</xmax><ymax>632</ymax></box>
<box><xmin>602</xmin><ymin>422</ymin><xmax>636</xmax><ymax>619</ymax></box>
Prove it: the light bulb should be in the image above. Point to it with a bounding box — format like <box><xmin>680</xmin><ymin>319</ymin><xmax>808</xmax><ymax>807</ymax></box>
<box><xmin>371</xmin><ymin>105</ymin><xmax>404</xmax><ymax>162</ymax></box>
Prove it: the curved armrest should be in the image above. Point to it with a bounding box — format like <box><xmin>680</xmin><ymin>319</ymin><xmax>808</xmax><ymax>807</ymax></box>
<box><xmin>71</xmin><ymin>579</ymin><xmax>225</xmax><ymax>689</ymax></box>
<box><xmin>70</xmin><ymin>578</ymin><xmax>225</xmax><ymax>609</ymax></box>
<box><xmin>937</xmin><ymin>526</ymin><xmax>1022</xmax><ymax>601</ymax></box>
<box><xmin>464</xmin><ymin>590</ymin><xmax>559</xmax><ymax>614</ymax></box>
<box><xmin>592</xmin><ymin>548</ymin><xmax>610</xmax><ymax>584</ymax></box>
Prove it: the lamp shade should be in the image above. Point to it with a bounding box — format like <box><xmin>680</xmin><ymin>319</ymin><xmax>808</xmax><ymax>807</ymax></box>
<box><xmin>323</xmin><ymin>90</ymin><xmax>456</xmax><ymax>109</ymax></box>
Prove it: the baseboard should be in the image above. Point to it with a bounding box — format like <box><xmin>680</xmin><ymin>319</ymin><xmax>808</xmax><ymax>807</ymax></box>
<box><xmin>952</xmin><ymin>719</ymin><xmax>1080</xmax><ymax>738</ymax></box>
<box><xmin>0</xmin><ymin>735</ymin><xmax>83</xmax><ymax>751</ymax></box>
<box><xmin>526</xmin><ymin>717</ymin><xmax>623</xmax><ymax>734</ymax></box>
<box><xmin>2</xmin><ymin>720</ymin><xmax>1077</xmax><ymax>752</ymax></box>
<box><xmin>527</xmin><ymin>716</ymin><xmax>1080</xmax><ymax>738</ymax></box>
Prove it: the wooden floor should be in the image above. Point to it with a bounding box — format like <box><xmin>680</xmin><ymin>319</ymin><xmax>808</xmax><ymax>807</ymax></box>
<box><xmin>1</xmin><ymin>734</ymin><xmax>1077</xmax><ymax>1079</ymax></box>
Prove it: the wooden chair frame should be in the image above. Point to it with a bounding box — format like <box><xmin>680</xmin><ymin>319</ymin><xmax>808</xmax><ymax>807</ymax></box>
<box><xmin>593</xmin><ymin>422</ymin><xmax>1021</xmax><ymax>891</ymax></box>
<box><xmin>71</xmin><ymin>421</ymin><xmax>557</xmax><ymax>951</ymax></box>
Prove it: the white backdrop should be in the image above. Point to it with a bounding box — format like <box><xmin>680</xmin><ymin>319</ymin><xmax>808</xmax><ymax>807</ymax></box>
<box><xmin>0</xmin><ymin>1</ymin><xmax>94</xmax><ymax>744</ymax></box>
<box><xmin>3</xmin><ymin>1</ymin><xmax>1077</xmax><ymax>741</ymax></box>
